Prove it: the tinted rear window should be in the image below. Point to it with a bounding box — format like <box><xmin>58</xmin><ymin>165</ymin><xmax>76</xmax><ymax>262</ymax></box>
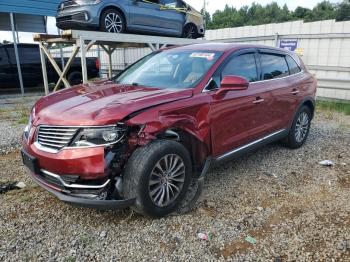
<box><xmin>260</xmin><ymin>53</ymin><xmax>289</xmax><ymax>80</ymax></box>
<box><xmin>221</xmin><ymin>53</ymin><xmax>258</xmax><ymax>82</ymax></box>
<box><xmin>18</xmin><ymin>46</ymin><xmax>40</xmax><ymax>64</ymax></box>
<box><xmin>286</xmin><ymin>55</ymin><xmax>301</xmax><ymax>75</ymax></box>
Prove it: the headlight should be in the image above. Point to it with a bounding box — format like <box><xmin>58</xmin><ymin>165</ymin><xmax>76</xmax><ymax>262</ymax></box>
<box><xmin>24</xmin><ymin>113</ymin><xmax>33</xmax><ymax>139</ymax></box>
<box><xmin>75</xmin><ymin>0</ymin><xmax>101</xmax><ymax>5</ymax></box>
<box><xmin>70</xmin><ymin>125</ymin><xmax>126</xmax><ymax>147</ymax></box>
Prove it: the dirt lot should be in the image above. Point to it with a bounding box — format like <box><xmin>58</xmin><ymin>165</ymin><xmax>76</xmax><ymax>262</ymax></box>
<box><xmin>0</xmin><ymin>96</ymin><xmax>349</xmax><ymax>261</ymax></box>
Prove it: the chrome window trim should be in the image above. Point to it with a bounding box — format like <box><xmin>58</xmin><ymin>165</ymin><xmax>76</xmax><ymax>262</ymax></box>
<box><xmin>202</xmin><ymin>70</ymin><xmax>304</xmax><ymax>93</ymax></box>
<box><xmin>202</xmin><ymin>51</ymin><xmax>304</xmax><ymax>93</ymax></box>
<box><xmin>41</xmin><ymin>169</ymin><xmax>110</xmax><ymax>189</ymax></box>
<box><xmin>250</xmin><ymin>70</ymin><xmax>304</xmax><ymax>85</ymax></box>
<box><xmin>216</xmin><ymin>129</ymin><xmax>286</xmax><ymax>161</ymax></box>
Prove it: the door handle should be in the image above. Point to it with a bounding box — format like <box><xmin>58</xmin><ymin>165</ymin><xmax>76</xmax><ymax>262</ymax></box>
<box><xmin>291</xmin><ymin>89</ymin><xmax>300</xmax><ymax>95</ymax></box>
<box><xmin>253</xmin><ymin>97</ymin><xmax>264</xmax><ymax>104</ymax></box>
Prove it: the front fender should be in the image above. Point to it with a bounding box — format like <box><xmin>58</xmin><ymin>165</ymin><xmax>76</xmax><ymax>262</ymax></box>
<box><xmin>125</xmin><ymin>102</ymin><xmax>211</xmax><ymax>147</ymax></box>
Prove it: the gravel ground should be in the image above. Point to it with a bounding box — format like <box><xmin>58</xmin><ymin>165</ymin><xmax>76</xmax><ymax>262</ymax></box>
<box><xmin>0</xmin><ymin>95</ymin><xmax>349</xmax><ymax>261</ymax></box>
<box><xmin>0</xmin><ymin>95</ymin><xmax>41</xmax><ymax>154</ymax></box>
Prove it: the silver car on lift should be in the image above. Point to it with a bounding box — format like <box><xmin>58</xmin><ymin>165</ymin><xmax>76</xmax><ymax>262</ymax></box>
<box><xmin>56</xmin><ymin>0</ymin><xmax>205</xmax><ymax>38</ymax></box>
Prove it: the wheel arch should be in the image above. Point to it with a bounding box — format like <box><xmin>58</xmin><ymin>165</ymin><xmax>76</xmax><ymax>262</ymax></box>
<box><xmin>156</xmin><ymin>128</ymin><xmax>209</xmax><ymax>177</ymax></box>
<box><xmin>302</xmin><ymin>99</ymin><xmax>315</xmax><ymax>119</ymax></box>
<box><xmin>99</xmin><ymin>5</ymin><xmax>128</xmax><ymax>28</ymax></box>
<box><xmin>288</xmin><ymin>96</ymin><xmax>315</xmax><ymax>129</ymax></box>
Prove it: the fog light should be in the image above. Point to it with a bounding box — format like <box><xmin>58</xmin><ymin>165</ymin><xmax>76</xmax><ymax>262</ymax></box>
<box><xmin>102</xmin><ymin>131</ymin><xmax>118</xmax><ymax>142</ymax></box>
<box><xmin>84</xmin><ymin>13</ymin><xmax>89</xmax><ymax>21</ymax></box>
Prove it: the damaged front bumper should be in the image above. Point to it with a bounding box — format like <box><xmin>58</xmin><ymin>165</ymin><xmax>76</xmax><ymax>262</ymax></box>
<box><xmin>21</xmin><ymin>149</ymin><xmax>135</xmax><ymax>210</ymax></box>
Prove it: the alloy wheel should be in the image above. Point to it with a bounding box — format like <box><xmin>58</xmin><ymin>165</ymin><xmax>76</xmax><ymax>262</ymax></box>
<box><xmin>104</xmin><ymin>13</ymin><xmax>123</xmax><ymax>33</ymax></box>
<box><xmin>148</xmin><ymin>154</ymin><xmax>186</xmax><ymax>207</ymax></box>
<box><xmin>295</xmin><ymin>112</ymin><xmax>309</xmax><ymax>143</ymax></box>
<box><xmin>184</xmin><ymin>24</ymin><xmax>196</xmax><ymax>39</ymax></box>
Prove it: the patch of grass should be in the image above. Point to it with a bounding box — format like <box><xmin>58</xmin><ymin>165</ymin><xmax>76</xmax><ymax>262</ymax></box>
<box><xmin>17</xmin><ymin>115</ymin><xmax>28</xmax><ymax>124</ymax></box>
<box><xmin>64</xmin><ymin>256</ymin><xmax>76</xmax><ymax>262</ymax></box>
<box><xmin>79</xmin><ymin>234</ymin><xmax>93</xmax><ymax>246</ymax></box>
<box><xmin>316</xmin><ymin>100</ymin><xmax>350</xmax><ymax>115</ymax></box>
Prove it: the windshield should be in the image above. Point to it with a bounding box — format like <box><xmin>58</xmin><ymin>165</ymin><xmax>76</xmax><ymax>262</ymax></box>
<box><xmin>115</xmin><ymin>50</ymin><xmax>222</xmax><ymax>89</ymax></box>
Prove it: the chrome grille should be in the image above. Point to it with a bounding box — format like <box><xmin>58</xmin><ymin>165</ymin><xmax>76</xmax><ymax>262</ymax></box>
<box><xmin>37</xmin><ymin>126</ymin><xmax>79</xmax><ymax>151</ymax></box>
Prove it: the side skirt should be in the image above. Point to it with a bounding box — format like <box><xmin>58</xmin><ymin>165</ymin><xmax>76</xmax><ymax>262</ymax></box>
<box><xmin>198</xmin><ymin>129</ymin><xmax>289</xmax><ymax>178</ymax></box>
<box><xmin>215</xmin><ymin>129</ymin><xmax>288</xmax><ymax>162</ymax></box>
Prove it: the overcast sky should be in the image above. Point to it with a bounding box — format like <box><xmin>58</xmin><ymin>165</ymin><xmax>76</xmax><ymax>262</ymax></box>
<box><xmin>0</xmin><ymin>0</ymin><xmax>342</xmax><ymax>43</ymax></box>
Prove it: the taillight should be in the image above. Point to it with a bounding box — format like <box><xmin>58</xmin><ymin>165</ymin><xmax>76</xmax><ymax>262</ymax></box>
<box><xmin>95</xmin><ymin>58</ymin><xmax>100</xmax><ymax>70</ymax></box>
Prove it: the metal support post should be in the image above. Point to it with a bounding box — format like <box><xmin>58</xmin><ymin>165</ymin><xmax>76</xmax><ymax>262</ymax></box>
<box><xmin>274</xmin><ymin>33</ymin><xmax>279</xmax><ymax>47</ymax></box>
<box><xmin>97</xmin><ymin>45</ymin><xmax>102</xmax><ymax>78</ymax></box>
<box><xmin>101</xmin><ymin>45</ymin><xmax>116</xmax><ymax>78</ymax></box>
<box><xmin>57</xmin><ymin>28</ymin><xmax>65</xmax><ymax>70</ymax></box>
<box><xmin>79</xmin><ymin>37</ymin><xmax>88</xmax><ymax>83</ymax></box>
<box><xmin>39</xmin><ymin>44</ymin><xmax>49</xmax><ymax>95</ymax></box>
<box><xmin>10</xmin><ymin>13</ymin><xmax>24</xmax><ymax>95</ymax></box>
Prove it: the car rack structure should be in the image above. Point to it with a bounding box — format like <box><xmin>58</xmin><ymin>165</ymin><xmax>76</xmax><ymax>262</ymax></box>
<box><xmin>33</xmin><ymin>30</ymin><xmax>207</xmax><ymax>94</ymax></box>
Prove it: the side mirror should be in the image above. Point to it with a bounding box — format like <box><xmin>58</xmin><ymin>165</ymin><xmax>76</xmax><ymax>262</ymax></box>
<box><xmin>216</xmin><ymin>75</ymin><xmax>249</xmax><ymax>96</ymax></box>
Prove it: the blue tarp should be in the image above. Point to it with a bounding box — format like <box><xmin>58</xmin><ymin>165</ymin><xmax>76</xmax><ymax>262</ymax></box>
<box><xmin>0</xmin><ymin>0</ymin><xmax>62</xmax><ymax>17</ymax></box>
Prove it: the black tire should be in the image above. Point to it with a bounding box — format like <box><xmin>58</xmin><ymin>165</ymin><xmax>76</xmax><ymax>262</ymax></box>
<box><xmin>283</xmin><ymin>105</ymin><xmax>312</xmax><ymax>149</ymax></box>
<box><xmin>99</xmin><ymin>9</ymin><xmax>126</xmax><ymax>33</ymax></box>
<box><xmin>182</xmin><ymin>23</ymin><xmax>198</xmax><ymax>39</ymax></box>
<box><xmin>123</xmin><ymin>140</ymin><xmax>192</xmax><ymax>217</ymax></box>
<box><xmin>67</xmin><ymin>71</ymin><xmax>82</xmax><ymax>86</ymax></box>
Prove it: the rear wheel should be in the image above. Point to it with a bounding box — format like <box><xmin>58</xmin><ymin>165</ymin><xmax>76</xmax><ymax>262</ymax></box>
<box><xmin>182</xmin><ymin>24</ymin><xmax>198</xmax><ymax>39</ymax></box>
<box><xmin>67</xmin><ymin>71</ymin><xmax>82</xmax><ymax>86</ymax></box>
<box><xmin>99</xmin><ymin>9</ymin><xmax>126</xmax><ymax>33</ymax></box>
<box><xmin>283</xmin><ymin>105</ymin><xmax>312</xmax><ymax>149</ymax></box>
<box><xmin>123</xmin><ymin>140</ymin><xmax>192</xmax><ymax>217</ymax></box>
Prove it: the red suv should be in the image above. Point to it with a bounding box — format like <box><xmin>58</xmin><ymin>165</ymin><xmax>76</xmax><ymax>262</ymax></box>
<box><xmin>21</xmin><ymin>43</ymin><xmax>317</xmax><ymax>217</ymax></box>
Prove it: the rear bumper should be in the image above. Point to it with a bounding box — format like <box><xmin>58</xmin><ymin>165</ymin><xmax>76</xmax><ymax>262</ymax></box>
<box><xmin>27</xmin><ymin>169</ymin><xmax>135</xmax><ymax>210</ymax></box>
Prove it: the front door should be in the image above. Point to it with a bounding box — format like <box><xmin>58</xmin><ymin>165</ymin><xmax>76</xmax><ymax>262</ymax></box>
<box><xmin>208</xmin><ymin>50</ymin><xmax>273</xmax><ymax>157</ymax></box>
<box><xmin>129</xmin><ymin>0</ymin><xmax>184</xmax><ymax>35</ymax></box>
<box><xmin>129</xmin><ymin>0</ymin><xmax>163</xmax><ymax>28</ymax></box>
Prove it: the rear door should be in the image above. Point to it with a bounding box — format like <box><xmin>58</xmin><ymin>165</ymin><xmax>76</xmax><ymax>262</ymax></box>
<box><xmin>257</xmin><ymin>50</ymin><xmax>300</xmax><ymax>130</ymax></box>
<box><xmin>18</xmin><ymin>45</ymin><xmax>42</xmax><ymax>86</ymax></box>
<box><xmin>208</xmin><ymin>49</ymin><xmax>273</xmax><ymax>157</ymax></box>
<box><xmin>2</xmin><ymin>46</ymin><xmax>19</xmax><ymax>88</ymax></box>
<box><xmin>0</xmin><ymin>46</ymin><xmax>14</xmax><ymax>88</ymax></box>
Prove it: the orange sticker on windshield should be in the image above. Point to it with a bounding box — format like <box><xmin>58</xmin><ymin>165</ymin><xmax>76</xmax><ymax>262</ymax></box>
<box><xmin>190</xmin><ymin>53</ymin><xmax>215</xmax><ymax>61</ymax></box>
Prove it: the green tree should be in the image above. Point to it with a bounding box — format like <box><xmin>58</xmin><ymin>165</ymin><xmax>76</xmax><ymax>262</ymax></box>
<box><xmin>206</xmin><ymin>0</ymin><xmax>348</xmax><ymax>30</ymax></box>
<box><xmin>336</xmin><ymin>0</ymin><xmax>350</xmax><ymax>21</ymax></box>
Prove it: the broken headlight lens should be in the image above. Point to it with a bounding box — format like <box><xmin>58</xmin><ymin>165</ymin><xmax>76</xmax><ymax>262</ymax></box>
<box><xmin>71</xmin><ymin>124</ymin><xmax>126</xmax><ymax>147</ymax></box>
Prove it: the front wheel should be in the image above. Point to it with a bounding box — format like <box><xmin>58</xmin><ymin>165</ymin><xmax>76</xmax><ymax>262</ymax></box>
<box><xmin>283</xmin><ymin>105</ymin><xmax>312</xmax><ymax>149</ymax></box>
<box><xmin>123</xmin><ymin>140</ymin><xmax>192</xmax><ymax>217</ymax></box>
<box><xmin>99</xmin><ymin>9</ymin><xmax>126</xmax><ymax>33</ymax></box>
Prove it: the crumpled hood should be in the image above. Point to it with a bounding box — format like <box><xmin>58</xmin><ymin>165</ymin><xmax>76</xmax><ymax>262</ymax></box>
<box><xmin>32</xmin><ymin>80</ymin><xmax>193</xmax><ymax>126</ymax></box>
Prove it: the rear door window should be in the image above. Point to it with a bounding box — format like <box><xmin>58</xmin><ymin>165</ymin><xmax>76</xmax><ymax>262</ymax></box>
<box><xmin>18</xmin><ymin>46</ymin><xmax>40</xmax><ymax>64</ymax></box>
<box><xmin>5</xmin><ymin>47</ymin><xmax>16</xmax><ymax>65</ymax></box>
<box><xmin>221</xmin><ymin>53</ymin><xmax>258</xmax><ymax>83</ymax></box>
<box><xmin>260</xmin><ymin>53</ymin><xmax>289</xmax><ymax>80</ymax></box>
<box><xmin>0</xmin><ymin>47</ymin><xmax>8</xmax><ymax>66</ymax></box>
<box><xmin>286</xmin><ymin>55</ymin><xmax>301</xmax><ymax>75</ymax></box>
